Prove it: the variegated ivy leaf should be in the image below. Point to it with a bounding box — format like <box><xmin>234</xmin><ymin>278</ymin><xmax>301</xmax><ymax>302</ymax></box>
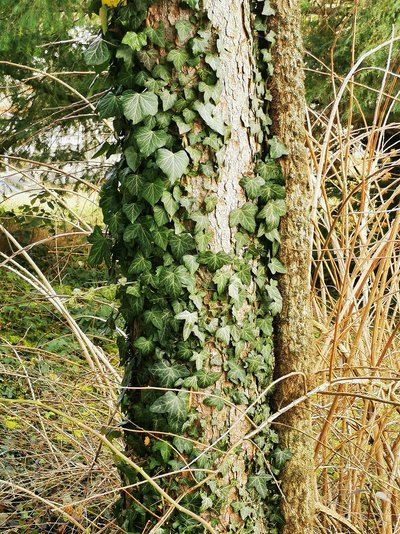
<box><xmin>150</xmin><ymin>391</ymin><xmax>188</xmax><ymax>420</ymax></box>
<box><xmin>229</xmin><ymin>203</ymin><xmax>258</xmax><ymax>233</ymax></box>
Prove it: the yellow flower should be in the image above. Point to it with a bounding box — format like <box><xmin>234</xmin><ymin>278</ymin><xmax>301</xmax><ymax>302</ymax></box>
<box><xmin>102</xmin><ymin>0</ymin><xmax>127</xmax><ymax>7</ymax></box>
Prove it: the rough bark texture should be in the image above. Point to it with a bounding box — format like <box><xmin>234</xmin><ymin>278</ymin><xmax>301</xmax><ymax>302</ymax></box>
<box><xmin>269</xmin><ymin>1</ymin><xmax>317</xmax><ymax>533</ymax></box>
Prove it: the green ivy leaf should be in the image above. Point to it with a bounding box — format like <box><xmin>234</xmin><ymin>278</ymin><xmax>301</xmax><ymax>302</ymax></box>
<box><xmin>197</xmin><ymin>251</ymin><xmax>231</xmax><ymax>272</ymax></box>
<box><xmin>213</xmin><ymin>269</ymin><xmax>231</xmax><ymax>294</ymax></box>
<box><xmin>227</xmin><ymin>361</ymin><xmax>246</xmax><ymax>385</ymax></box>
<box><xmin>123</xmin><ymin>174</ymin><xmax>144</xmax><ymax>197</ymax></box>
<box><xmin>175</xmin><ymin>20</ymin><xmax>193</xmax><ymax>42</ymax></box>
<box><xmin>193</xmin><ymin>101</ymin><xmax>224</xmax><ymax>135</ymax></box>
<box><xmin>122</xmin><ymin>202</ymin><xmax>143</xmax><ymax>224</ymax></box>
<box><xmin>161</xmin><ymin>191</ymin><xmax>179</xmax><ymax>218</ymax></box>
<box><xmin>229</xmin><ymin>203</ymin><xmax>258</xmax><ymax>233</ymax></box>
<box><xmin>248</xmin><ymin>471</ymin><xmax>273</xmax><ymax>498</ymax></box>
<box><xmin>124</xmin><ymin>147</ymin><xmax>142</xmax><ymax>172</ymax></box>
<box><xmin>120</xmin><ymin>91</ymin><xmax>158</xmax><ymax>125</ymax></box>
<box><xmin>195</xmin><ymin>369</ymin><xmax>220</xmax><ymax>388</ymax></box>
<box><xmin>144</xmin><ymin>25</ymin><xmax>165</xmax><ymax>47</ymax></box>
<box><xmin>97</xmin><ymin>92</ymin><xmax>121</xmax><ymax>119</ymax></box>
<box><xmin>152</xmin><ymin>441</ymin><xmax>171</xmax><ymax>463</ymax></box>
<box><xmin>271</xmin><ymin>448</ymin><xmax>293</xmax><ymax>469</ymax></box>
<box><xmin>240</xmin><ymin>176</ymin><xmax>265</xmax><ymax>199</ymax></box>
<box><xmin>160</xmin><ymin>90</ymin><xmax>177</xmax><ymax>112</ymax></box>
<box><xmin>135</xmin><ymin>127</ymin><xmax>168</xmax><ymax>157</ymax></box>
<box><xmin>84</xmin><ymin>37</ymin><xmax>110</xmax><ymax>66</ymax></box>
<box><xmin>153</xmin><ymin>205</ymin><xmax>169</xmax><ymax>226</ymax></box>
<box><xmin>150</xmin><ymin>391</ymin><xmax>188</xmax><ymax>420</ymax></box>
<box><xmin>169</xmin><ymin>233</ymin><xmax>195</xmax><ymax>260</ymax></box>
<box><xmin>182</xmin><ymin>255</ymin><xmax>199</xmax><ymax>275</ymax></box>
<box><xmin>203</xmin><ymin>395</ymin><xmax>224</xmax><ymax>410</ymax></box>
<box><xmin>156</xmin><ymin>149</ymin><xmax>189</xmax><ymax>182</ymax></box>
<box><xmin>133</xmin><ymin>336</ymin><xmax>154</xmax><ymax>355</ymax></box>
<box><xmin>268</xmin><ymin>136</ymin><xmax>289</xmax><ymax>159</ymax></box>
<box><xmin>152</xmin><ymin>226</ymin><xmax>170</xmax><ymax>251</ymax></box>
<box><xmin>175</xmin><ymin>310</ymin><xmax>198</xmax><ymax>341</ymax></box>
<box><xmin>141</xmin><ymin>180</ymin><xmax>165</xmax><ymax>206</ymax></box>
<box><xmin>137</xmin><ymin>49</ymin><xmax>159</xmax><ymax>70</ymax></box>
<box><xmin>216</xmin><ymin>325</ymin><xmax>231</xmax><ymax>345</ymax></box>
<box><xmin>160</xmin><ymin>267</ymin><xmax>183</xmax><ymax>299</ymax></box>
<box><xmin>268</xmin><ymin>257</ymin><xmax>286</xmax><ymax>274</ymax></box>
<box><xmin>88</xmin><ymin>225</ymin><xmax>111</xmax><ymax>266</ymax></box>
<box><xmin>257</xmin><ymin>199</ymin><xmax>286</xmax><ymax>229</ymax></box>
<box><xmin>150</xmin><ymin>360</ymin><xmax>189</xmax><ymax>388</ymax></box>
<box><xmin>128</xmin><ymin>254</ymin><xmax>151</xmax><ymax>275</ymax></box>
<box><xmin>167</xmin><ymin>48</ymin><xmax>189</xmax><ymax>70</ymax></box>
<box><xmin>123</xmin><ymin>220</ymin><xmax>152</xmax><ymax>251</ymax></box>
<box><xmin>122</xmin><ymin>31</ymin><xmax>147</xmax><ymax>52</ymax></box>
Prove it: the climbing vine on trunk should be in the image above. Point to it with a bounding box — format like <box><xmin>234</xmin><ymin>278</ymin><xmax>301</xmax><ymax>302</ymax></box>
<box><xmin>87</xmin><ymin>0</ymin><xmax>293</xmax><ymax>531</ymax></box>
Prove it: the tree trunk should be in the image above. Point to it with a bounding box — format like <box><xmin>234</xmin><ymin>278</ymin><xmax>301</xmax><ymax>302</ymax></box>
<box><xmin>270</xmin><ymin>1</ymin><xmax>316</xmax><ymax>533</ymax></box>
<box><xmin>94</xmin><ymin>0</ymin><xmax>315</xmax><ymax>531</ymax></box>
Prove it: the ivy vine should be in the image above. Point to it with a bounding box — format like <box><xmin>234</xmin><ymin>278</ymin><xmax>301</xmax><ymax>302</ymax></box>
<box><xmin>87</xmin><ymin>0</ymin><xmax>290</xmax><ymax>531</ymax></box>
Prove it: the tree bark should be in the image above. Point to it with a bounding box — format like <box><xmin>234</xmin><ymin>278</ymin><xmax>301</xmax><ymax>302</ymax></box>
<box><xmin>270</xmin><ymin>1</ymin><xmax>316</xmax><ymax>533</ymax></box>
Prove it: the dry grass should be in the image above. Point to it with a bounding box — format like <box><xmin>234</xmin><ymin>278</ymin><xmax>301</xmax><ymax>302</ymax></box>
<box><xmin>307</xmin><ymin>34</ymin><xmax>400</xmax><ymax>534</ymax></box>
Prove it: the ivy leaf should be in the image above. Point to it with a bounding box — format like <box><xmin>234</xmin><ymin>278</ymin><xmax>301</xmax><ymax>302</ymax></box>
<box><xmin>137</xmin><ymin>49</ymin><xmax>159</xmax><ymax>70</ymax></box>
<box><xmin>182</xmin><ymin>255</ymin><xmax>199</xmax><ymax>275</ymax></box>
<box><xmin>142</xmin><ymin>180</ymin><xmax>165</xmax><ymax>206</ymax></box>
<box><xmin>268</xmin><ymin>257</ymin><xmax>286</xmax><ymax>274</ymax></box>
<box><xmin>150</xmin><ymin>226</ymin><xmax>169</xmax><ymax>251</ymax></box>
<box><xmin>193</xmin><ymin>101</ymin><xmax>224</xmax><ymax>136</ymax></box>
<box><xmin>160</xmin><ymin>90</ymin><xmax>177</xmax><ymax>112</ymax></box>
<box><xmin>150</xmin><ymin>391</ymin><xmax>188</xmax><ymax>420</ymax></box>
<box><xmin>216</xmin><ymin>325</ymin><xmax>231</xmax><ymax>345</ymax></box>
<box><xmin>262</xmin><ymin>0</ymin><xmax>276</xmax><ymax>16</ymax></box>
<box><xmin>257</xmin><ymin>199</ymin><xmax>286</xmax><ymax>229</ymax></box>
<box><xmin>135</xmin><ymin>127</ymin><xmax>168</xmax><ymax>157</ymax></box>
<box><xmin>169</xmin><ymin>233</ymin><xmax>195</xmax><ymax>260</ymax></box>
<box><xmin>175</xmin><ymin>20</ymin><xmax>193</xmax><ymax>42</ymax></box>
<box><xmin>167</xmin><ymin>49</ymin><xmax>189</xmax><ymax>70</ymax></box>
<box><xmin>152</xmin><ymin>441</ymin><xmax>171</xmax><ymax>463</ymax></box>
<box><xmin>97</xmin><ymin>92</ymin><xmax>121</xmax><ymax>119</ymax></box>
<box><xmin>88</xmin><ymin>226</ymin><xmax>111</xmax><ymax>266</ymax></box>
<box><xmin>266</xmin><ymin>280</ymin><xmax>283</xmax><ymax>315</ymax></box>
<box><xmin>213</xmin><ymin>269</ymin><xmax>231</xmax><ymax>294</ymax></box>
<box><xmin>229</xmin><ymin>203</ymin><xmax>258</xmax><ymax>233</ymax></box>
<box><xmin>150</xmin><ymin>360</ymin><xmax>189</xmax><ymax>387</ymax></box>
<box><xmin>122</xmin><ymin>31</ymin><xmax>147</xmax><ymax>52</ymax></box>
<box><xmin>156</xmin><ymin>149</ymin><xmax>189</xmax><ymax>182</ymax></box>
<box><xmin>161</xmin><ymin>191</ymin><xmax>179</xmax><ymax>218</ymax></box>
<box><xmin>227</xmin><ymin>361</ymin><xmax>246</xmax><ymax>384</ymax></box>
<box><xmin>197</xmin><ymin>251</ymin><xmax>231</xmax><ymax>272</ymax></box>
<box><xmin>271</xmin><ymin>448</ymin><xmax>293</xmax><ymax>469</ymax></box>
<box><xmin>123</xmin><ymin>174</ymin><xmax>144</xmax><ymax>198</ymax></box>
<box><xmin>84</xmin><ymin>37</ymin><xmax>110</xmax><ymax>66</ymax></box>
<box><xmin>248</xmin><ymin>471</ymin><xmax>273</xmax><ymax>498</ymax></box>
<box><xmin>128</xmin><ymin>254</ymin><xmax>151</xmax><ymax>275</ymax></box>
<box><xmin>153</xmin><ymin>205</ymin><xmax>169</xmax><ymax>226</ymax></box>
<box><xmin>120</xmin><ymin>91</ymin><xmax>158</xmax><ymax>125</ymax></box>
<box><xmin>203</xmin><ymin>395</ymin><xmax>224</xmax><ymax>411</ymax></box>
<box><xmin>195</xmin><ymin>370</ymin><xmax>220</xmax><ymax>388</ymax></box>
<box><xmin>175</xmin><ymin>310</ymin><xmax>198</xmax><ymax>341</ymax></box>
<box><xmin>240</xmin><ymin>175</ymin><xmax>265</xmax><ymax>199</ymax></box>
<box><xmin>144</xmin><ymin>25</ymin><xmax>165</xmax><ymax>47</ymax></box>
<box><xmin>268</xmin><ymin>136</ymin><xmax>289</xmax><ymax>159</ymax></box>
<box><xmin>124</xmin><ymin>148</ymin><xmax>142</xmax><ymax>172</ymax></box>
<box><xmin>122</xmin><ymin>202</ymin><xmax>143</xmax><ymax>224</ymax></box>
<box><xmin>256</xmin><ymin>159</ymin><xmax>283</xmax><ymax>182</ymax></box>
<box><xmin>123</xmin><ymin>220</ymin><xmax>152</xmax><ymax>251</ymax></box>
<box><xmin>133</xmin><ymin>337</ymin><xmax>154</xmax><ymax>355</ymax></box>
<box><xmin>160</xmin><ymin>267</ymin><xmax>183</xmax><ymax>299</ymax></box>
